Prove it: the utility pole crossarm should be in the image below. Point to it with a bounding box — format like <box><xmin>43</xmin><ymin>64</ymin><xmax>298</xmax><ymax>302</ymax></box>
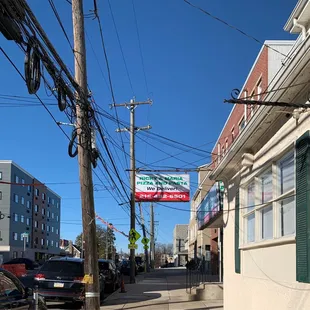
<box><xmin>110</xmin><ymin>99</ymin><xmax>152</xmax><ymax>108</ymax></box>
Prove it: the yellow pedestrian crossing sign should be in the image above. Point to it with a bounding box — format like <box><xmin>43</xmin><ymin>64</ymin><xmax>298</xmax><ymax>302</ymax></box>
<box><xmin>129</xmin><ymin>228</ymin><xmax>141</xmax><ymax>244</ymax></box>
<box><xmin>143</xmin><ymin>245</ymin><xmax>149</xmax><ymax>250</ymax></box>
<box><xmin>141</xmin><ymin>237</ymin><xmax>149</xmax><ymax>245</ymax></box>
<box><xmin>128</xmin><ymin>244</ymin><xmax>138</xmax><ymax>250</ymax></box>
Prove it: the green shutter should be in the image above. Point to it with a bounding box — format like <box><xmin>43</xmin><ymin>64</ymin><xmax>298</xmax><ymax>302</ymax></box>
<box><xmin>296</xmin><ymin>131</ymin><xmax>310</xmax><ymax>283</ymax></box>
<box><xmin>235</xmin><ymin>189</ymin><xmax>241</xmax><ymax>274</ymax></box>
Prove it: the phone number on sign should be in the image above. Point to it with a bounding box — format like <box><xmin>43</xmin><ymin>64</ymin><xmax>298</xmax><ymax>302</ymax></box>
<box><xmin>138</xmin><ymin>194</ymin><xmax>187</xmax><ymax>199</ymax></box>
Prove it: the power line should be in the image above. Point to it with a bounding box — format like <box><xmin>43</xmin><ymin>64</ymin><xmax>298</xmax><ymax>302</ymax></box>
<box><xmin>0</xmin><ymin>47</ymin><xmax>70</xmax><ymax>141</ymax></box>
<box><xmin>183</xmin><ymin>0</ymin><xmax>289</xmax><ymax>59</ymax></box>
<box><xmin>131</xmin><ymin>0</ymin><xmax>149</xmax><ymax>96</ymax></box>
<box><xmin>93</xmin><ymin>3</ymin><xmax>130</xmax><ymax>173</ymax></box>
<box><xmin>107</xmin><ymin>0</ymin><xmax>135</xmax><ymax>96</ymax></box>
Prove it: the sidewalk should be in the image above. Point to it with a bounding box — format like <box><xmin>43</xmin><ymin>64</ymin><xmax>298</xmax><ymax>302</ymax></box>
<box><xmin>101</xmin><ymin>268</ymin><xmax>223</xmax><ymax>310</ymax></box>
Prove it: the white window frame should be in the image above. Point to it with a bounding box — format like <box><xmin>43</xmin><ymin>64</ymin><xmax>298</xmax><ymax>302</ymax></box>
<box><xmin>20</xmin><ymin>215</ymin><xmax>24</xmax><ymax>223</ymax></box>
<box><xmin>241</xmin><ymin>149</ymin><xmax>295</xmax><ymax>246</ymax></box>
<box><xmin>14</xmin><ymin>194</ymin><xmax>19</xmax><ymax>203</ymax></box>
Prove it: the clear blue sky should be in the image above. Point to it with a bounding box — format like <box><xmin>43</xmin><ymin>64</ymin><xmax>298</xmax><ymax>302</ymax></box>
<box><xmin>0</xmin><ymin>0</ymin><xmax>296</xmax><ymax>253</ymax></box>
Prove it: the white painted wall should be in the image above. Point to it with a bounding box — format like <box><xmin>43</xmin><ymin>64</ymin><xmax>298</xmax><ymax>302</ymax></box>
<box><xmin>224</xmin><ymin>114</ymin><xmax>310</xmax><ymax>310</ymax></box>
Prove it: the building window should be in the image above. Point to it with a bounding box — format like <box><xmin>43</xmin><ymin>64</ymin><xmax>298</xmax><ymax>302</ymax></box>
<box><xmin>42</xmin><ymin>208</ymin><xmax>45</xmax><ymax>216</ymax></box>
<box><xmin>34</xmin><ymin>205</ymin><xmax>39</xmax><ymax>212</ymax></box>
<box><xmin>26</xmin><ymin>218</ymin><xmax>30</xmax><ymax>226</ymax></box>
<box><xmin>14</xmin><ymin>194</ymin><xmax>19</xmax><ymax>203</ymax></box>
<box><xmin>217</xmin><ymin>143</ymin><xmax>221</xmax><ymax>163</ymax></box>
<box><xmin>20</xmin><ymin>215</ymin><xmax>24</xmax><ymax>223</ymax></box>
<box><xmin>231</xmin><ymin>127</ymin><xmax>235</xmax><ymax>142</ymax></box>
<box><xmin>26</xmin><ymin>201</ymin><xmax>31</xmax><ymax>209</ymax></box>
<box><xmin>0</xmin><ymin>191</ymin><xmax>2</xmax><ymax>200</ymax></box>
<box><xmin>42</xmin><ymin>223</ymin><xmax>45</xmax><ymax>231</ymax></box>
<box><xmin>242</xmin><ymin>150</ymin><xmax>295</xmax><ymax>245</ymax></box>
<box><xmin>56</xmin><ymin>242</ymin><xmax>59</xmax><ymax>248</ymax></box>
<box><xmin>35</xmin><ymin>188</ymin><xmax>39</xmax><ymax>196</ymax></box>
<box><xmin>13</xmin><ymin>213</ymin><xmax>18</xmax><ymax>222</ymax></box>
<box><xmin>52</xmin><ymin>213</ymin><xmax>54</xmax><ymax>219</ymax></box>
<box><xmin>13</xmin><ymin>251</ymin><xmax>18</xmax><ymax>258</ymax></box>
<box><xmin>21</xmin><ymin>197</ymin><xmax>25</xmax><ymax>205</ymax></box>
<box><xmin>27</xmin><ymin>185</ymin><xmax>31</xmax><ymax>192</ymax></box>
<box><xmin>52</xmin><ymin>199</ymin><xmax>55</xmax><ymax>205</ymax></box>
<box><xmin>56</xmin><ymin>202</ymin><xmax>59</xmax><ymax>209</ymax></box>
<box><xmin>0</xmin><ymin>172</ymin><xmax>2</xmax><ymax>180</ymax></box>
<box><xmin>51</xmin><ymin>227</ymin><xmax>54</xmax><ymax>233</ymax></box>
<box><xmin>47</xmin><ymin>226</ymin><xmax>50</xmax><ymax>232</ymax></box>
<box><xmin>51</xmin><ymin>240</ymin><xmax>54</xmax><ymax>247</ymax></box>
<box><xmin>41</xmin><ymin>239</ymin><xmax>45</xmax><ymax>246</ymax></box>
<box><xmin>34</xmin><ymin>221</ymin><xmax>38</xmax><ymax>228</ymax></box>
<box><xmin>21</xmin><ymin>178</ymin><xmax>25</xmax><ymax>186</ymax></box>
<box><xmin>56</xmin><ymin>215</ymin><xmax>59</xmax><ymax>222</ymax></box>
<box><xmin>257</xmin><ymin>79</ymin><xmax>262</xmax><ymax>101</ymax></box>
<box><xmin>35</xmin><ymin>237</ymin><xmax>38</xmax><ymax>245</ymax></box>
<box><xmin>13</xmin><ymin>232</ymin><xmax>18</xmax><ymax>240</ymax></box>
<box><xmin>56</xmin><ymin>228</ymin><xmax>59</xmax><ymax>235</ymax></box>
<box><xmin>42</xmin><ymin>193</ymin><xmax>46</xmax><ymax>200</ymax></box>
<box><xmin>239</xmin><ymin>117</ymin><xmax>245</xmax><ymax>132</ymax></box>
<box><xmin>48</xmin><ymin>197</ymin><xmax>51</xmax><ymax>204</ymax></box>
<box><xmin>47</xmin><ymin>240</ymin><xmax>49</xmax><ymax>247</ymax></box>
<box><xmin>15</xmin><ymin>175</ymin><xmax>19</xmax><ymax>183</ymax></box>
<box><xmin>47</xmin><ymin>211</ymin><xmax>50</xmax><ymax>218</ymax></box>
<box><xmin>278</xmin><ymin>153</ymin><xmax>295</xmax><ymax>236</ymax></box>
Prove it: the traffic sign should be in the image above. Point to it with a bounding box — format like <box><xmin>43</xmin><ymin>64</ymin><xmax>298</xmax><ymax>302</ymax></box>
<box><xmin>128</xmin><ymin>244</ymin><xmax>138</xmax><ymax>250</ymax></box>
<box><xmin>143</xmin><ymin>245</ymin><xmax>149</xmax><ymax>250</ymax></box>
<box><xmin>21</xmin><ymin>233</ymin><xmax>29</xmax><ymax>239</ymax></box>
<box><xmin>128</xmin><ymin>228</ymin><xmax>141</xmax><ymax>244</ymax></box>
<box><xmin>141</xmin><ymin>237</ymin><xmax>149</xmax><ymax>245</ymax></box>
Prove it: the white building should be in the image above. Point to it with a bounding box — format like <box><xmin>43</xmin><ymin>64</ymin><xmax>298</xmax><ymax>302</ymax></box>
<box><xmin>209</xmin><ymin>1</ymin><xmax>310</xmax><ymax>309</ymax></box>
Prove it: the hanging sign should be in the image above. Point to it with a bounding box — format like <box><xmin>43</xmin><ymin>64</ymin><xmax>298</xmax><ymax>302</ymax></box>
<box><xmin>135</xmin><ymin>174</ymin><xmax>190</xmax><ymax>202</ymax></box>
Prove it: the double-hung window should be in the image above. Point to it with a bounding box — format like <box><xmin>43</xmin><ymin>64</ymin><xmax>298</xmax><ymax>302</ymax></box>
<box><xmin>242</xmin><ymin>150</ymin><xmax>295</xmax><ymax>245</ymax></box>
<box><xmin>260</xmin><ymin>169</ymin><xmax>273</xmax><ymax>240</ymax></box>
<box><xmin>244</xmin><ymin>181</ymin><xmax>255</xmax><ymax>243</ymax></box>
<box><xmin>278</xmin><ymin>153</ymin><xmax>295</xmax><ymax>236</ymax></box>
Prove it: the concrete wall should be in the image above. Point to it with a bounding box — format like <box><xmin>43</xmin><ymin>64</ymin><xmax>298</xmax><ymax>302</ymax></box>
<box><xmin>224</xmin><ymin>114</ymin><xmax>310</xmax><ymax>310</ymax></box>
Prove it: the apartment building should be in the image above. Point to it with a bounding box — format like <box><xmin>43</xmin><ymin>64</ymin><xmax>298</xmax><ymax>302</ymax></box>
<box><xmin>0</xmin><ymin>161</ymin><xmax>61</xmax><ymax>262</ymax></box>
<box><xmin>208</xmin><ymin>1</ymin><xmax>310</xmax><ymax>309</ymax></box>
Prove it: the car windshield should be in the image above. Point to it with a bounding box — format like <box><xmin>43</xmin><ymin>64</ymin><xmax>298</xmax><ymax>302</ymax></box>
<box><xmin>41</xmin><ymin>261</ymin><xmax>83</xmax><ymax>276</ymax></box>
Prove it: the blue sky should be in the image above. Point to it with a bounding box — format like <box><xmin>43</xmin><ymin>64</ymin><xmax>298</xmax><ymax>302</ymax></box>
<box><xmin>0</xmin><ymin>0</ymin><xmax>296</xmax><ymax>253</ymax></box>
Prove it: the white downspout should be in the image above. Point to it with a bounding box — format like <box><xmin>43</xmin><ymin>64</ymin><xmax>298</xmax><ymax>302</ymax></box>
<box><xmin>293</xmin><ymin>18</ymin><xmax>307</xmax><ymax>40</ymax></box>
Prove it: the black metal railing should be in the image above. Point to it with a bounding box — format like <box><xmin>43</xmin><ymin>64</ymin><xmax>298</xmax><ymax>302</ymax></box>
<box><xmin>185</xmin><ymin>259</ymin><xmax>218</xmax><ymax>294</ymax></box>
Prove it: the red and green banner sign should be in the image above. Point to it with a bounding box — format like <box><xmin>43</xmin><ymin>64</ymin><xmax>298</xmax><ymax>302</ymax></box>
<box><xmin>135</xmin><ymin>174</ymin><xmax>190</xmax><ymax>202</ymax></box>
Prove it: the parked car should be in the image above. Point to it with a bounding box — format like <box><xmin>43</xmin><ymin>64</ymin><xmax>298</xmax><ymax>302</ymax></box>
<box><xmin>0</xmin><ymin>267</ymin><xmax>46</xmax><ymax>309</ymax></box>
<box><xmin>3</xmin><ymin>258</ymin><xmax>40</xmax><ymax>271</ymax></box>
<box><xmin>119</xmin><ymin>259</ymin><xmax>137</xmax><ymax>276</ymax></box>
<box><xmin>34</xmin><ymin>257</ymin><xmax>105</xmax><ymax>307</ymax></box>
<box><xmin>98</xmin><ymin>259</ymin><xmax>120</xmax><ymax>292</ymax></box>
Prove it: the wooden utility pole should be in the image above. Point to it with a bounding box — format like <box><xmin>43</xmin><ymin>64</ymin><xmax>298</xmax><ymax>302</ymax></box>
<box><xmin>150</xmin><ymin>203</ymin><xmax>155</xmax><ymax>268</ymax></box>
<box><xmin>139</xmin><ymin>203</ymin><xmax>150</xmax><ymax>272</ymax></box>
<box><xmin>72</xmin><ymin>1</ymin><xmax>100</xmax><ymax>309</ymax></box>
<box><xmin>114</xmin><ymin>98</ymin><xmax>152</xmax><ymax>283</ymax></box>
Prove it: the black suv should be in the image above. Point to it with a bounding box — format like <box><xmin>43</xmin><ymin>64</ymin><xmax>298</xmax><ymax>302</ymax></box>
<box><xmin>34</xmin><ymin>257</ymin><xmax>105</xmax><ymax>306</ymax></box>
<box><xmin>98</xmin><ymin>259</ymin><xmax>120</xmax><ymax>292</ymax></box>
